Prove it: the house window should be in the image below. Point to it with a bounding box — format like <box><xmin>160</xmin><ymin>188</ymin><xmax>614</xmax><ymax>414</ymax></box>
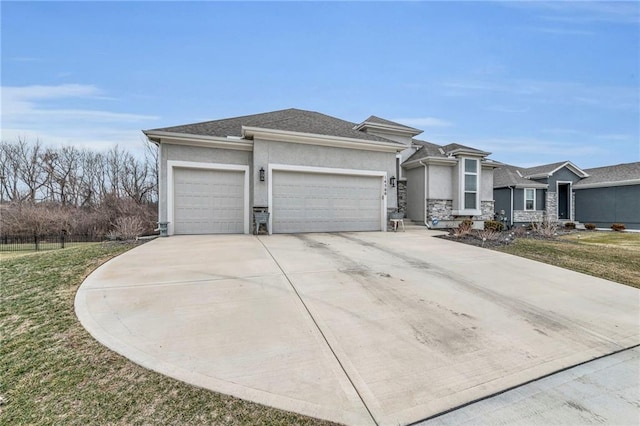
<box><xmin>463</xmin><ymin>158</ymin><xmax>478</xmax><ymax>210</ymax></box>
<box><xmin>525</xmin><ymin>188</ymin><xmax>536</xmax><ymax>210</ymax></box>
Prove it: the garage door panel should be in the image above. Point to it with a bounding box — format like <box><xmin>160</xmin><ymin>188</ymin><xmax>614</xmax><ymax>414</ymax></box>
<box><xmin>174</xmin><ymin>168</ymin><xmax>244</xmax><ymax>234</ymax></box>
<box><xmin>272</xmin><ymin>171</ymin><xmax>382</xmax><ymax>233</ymax></box>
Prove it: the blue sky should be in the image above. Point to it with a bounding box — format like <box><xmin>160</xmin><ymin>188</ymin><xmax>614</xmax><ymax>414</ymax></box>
<box><xmin>2</xmin><ymin>1</ymin><xmax>639</xmax><ymax>168</ymax></box>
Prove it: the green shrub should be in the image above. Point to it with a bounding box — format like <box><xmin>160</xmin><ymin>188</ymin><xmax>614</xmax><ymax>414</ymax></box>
<box><xmin>484</xmin><ymin>220</ymin><xmax>504</xmax><ymax>232</ymax></box>
<box><xmin>585</xmin><ymin>223</ymin><xmax>596</xmax><ymax>230</ymax></box>
<box><xmin>611</xmin><ymin>223</ymin><xmax>626</xmax><ymax>232</ymax></box>
<box><xmin>564</xmin><ymin>222</ymin><xmax>576</xmax><ymax>229</ymax></box>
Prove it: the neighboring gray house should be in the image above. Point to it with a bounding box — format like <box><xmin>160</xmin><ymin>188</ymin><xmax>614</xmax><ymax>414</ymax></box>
<box><xmin>143</xmin><ymin>108</ymin><xmax>497</xmax><ymax>235</ymax></box>
<box><xmin>494</xmin><ymin>161</ymin><xmax>640</xmax><ymax>230</ymax></box>
<box><xmin>574</xmin><ymin>162</ymin><xmax>640</xmax><ymax>230</ymax></box>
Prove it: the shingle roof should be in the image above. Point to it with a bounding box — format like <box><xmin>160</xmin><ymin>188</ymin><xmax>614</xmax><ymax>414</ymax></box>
<box><xmin>494</xmin><ymin>161</ymin><xmax>640</xmax><ymax>188</ymax></box>
<box><xmin>575</xmin><ymin>162</ymin><xmax>640</xmax><ymax>187</ymax></box>
<box><xmin>404</xmin><ymin>140</ymin><xmax>492</xmax><ymax>163</ymax></box>
<box><xmin>147</xmin><ymin>108</ymin><xmax>397</xmax><ymax>143</ymax></box>
<box><xmin>360</xmin><ymin>115</ymin><xmax>422</xmax><ymax>132</ymax></box>
<box><xmin>441</xmin><ymin>143</ymin><xmax>489</xmax><ymax>155</ymax></box>
<box><xmin>521</xmin><ymin>161</ymin><xmax>571</xmax><ymax>177</ymax></box>
<box><xmin>404</xmin><ymin>139</ymin><xmax>446</xmax><ymax>162</ymax></box>
<box><xmin>493</xmin><ymin>164</ymin><xmax>548</xmax><ymax>188</ymax></box>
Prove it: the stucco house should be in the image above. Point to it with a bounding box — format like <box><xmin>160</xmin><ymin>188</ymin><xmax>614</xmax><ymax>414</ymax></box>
<box><xmin>403</xmin><ymin>141</ymin><xmax>498</xmax><ymax>228</ymax></box>
<box><xmin>143</xmin><ymin>108</ymin><xmax>497</xmax><ymax>235</ymax></box>
<box><xmin>494</xmin><ymin>161</ymin><xmax>640</xmax><ymax>230</ymax></box>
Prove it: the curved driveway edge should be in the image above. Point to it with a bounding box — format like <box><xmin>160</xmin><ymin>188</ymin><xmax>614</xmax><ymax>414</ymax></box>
<box><xmin>75</xmin><ymin>235</ymin><xmax>374</xmax><ymax>425</ymax></box>
<box><xmin>76</xmin><ymin>232</ymin><xmax>640</xmax><ymax>425</ymax></box>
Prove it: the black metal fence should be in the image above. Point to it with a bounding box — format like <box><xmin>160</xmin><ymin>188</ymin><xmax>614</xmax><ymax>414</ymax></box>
<box><xmin>0</xmin><ymin>234</ymin><xmax>105</xmax><ymax>252</ymax></box>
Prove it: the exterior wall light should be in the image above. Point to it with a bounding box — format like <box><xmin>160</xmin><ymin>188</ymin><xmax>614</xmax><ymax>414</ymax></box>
<box><xmin>390</xmin><ymin>176</ymin><xmax>396</xmax><ymax>188</ymax></box>
<box><xmin>259</xmin><ymin>167</ymin><xmax>265</xmax><ymax>182</ymax></box>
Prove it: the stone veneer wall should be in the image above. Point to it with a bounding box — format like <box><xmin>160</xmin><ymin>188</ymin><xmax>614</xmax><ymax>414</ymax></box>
<box><xmin>397</xmin><ymin>180</ymin><xmax>407</xmax><ymax>213</ymax></box>
<box><xmin>480</xmin><ymin>200</ymin><xmax>494</xmax><ymax>220</ymax></box>
<box><xmin>427</xmin><ymin>199</ymin><xmax>495</xmax><ymax>222</ymax></box>
<box><xmin>427</xmin><ymin>199</ymin><xmax>454</xmax><ymax>221</ymax></box>
<box><xmin>513</xmin><ymin>210</ymin><xmax>544</xmax><ymax>223</ymax></box>
<box><xmin>545</xmin><ymin>192</ymin><xmax>558</xmax><ymax>222</ymax></box>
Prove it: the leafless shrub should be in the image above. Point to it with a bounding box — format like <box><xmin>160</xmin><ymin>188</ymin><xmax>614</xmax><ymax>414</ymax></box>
<box><xmin>531</xmin><ymin>219</ymin><xmax>558</xmax><ymax>238</ymax></box>
<box><xmin>109</xmin><ymin>216</ymin><xmax>144</xmax><ymax>240</ymax></box>
<box><xmin>476</xmin><ymin>228</ymin><xmax>501</xmax><ymax>242</ymax></box>
<box><xmin>451</xmin><ymin>219</ymin><xmax>474</xmax><ymax>238</ymax></box>
<box><xmin>513</xmin><ymin>225</ymin><xmax>528</xmax><ymax>238</ymax></box>
<box><xmin>0</xmin><ymin>203</ymin><xmax>70</xmax><ymax>235</ymax></box>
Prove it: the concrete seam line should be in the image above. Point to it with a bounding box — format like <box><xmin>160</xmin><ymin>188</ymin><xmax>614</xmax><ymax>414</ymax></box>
<box><xmin>256</xmin><ymin>235</ymin><xmax>379</xmax><ymax>426</ymax></box>
<box><xmin>407</xmin><ymin>343</ymin><xmax>640</xmax><ymax>426</ymax></box>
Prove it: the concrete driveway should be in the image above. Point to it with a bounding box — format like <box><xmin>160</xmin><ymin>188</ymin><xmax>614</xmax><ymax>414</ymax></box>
<box><xmin>75</xmin><ymin>231</ymin><xmax>640</xmax><ymax>425</ymax></box>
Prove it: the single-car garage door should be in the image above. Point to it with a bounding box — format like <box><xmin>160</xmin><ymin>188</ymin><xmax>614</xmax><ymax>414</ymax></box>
<box><xmin>272</xmin><ymin>171</ymin><xmax>382</xmax><ymax>233</ymax></box>
<box><xmin>173</xmin><ymin>167</ymin><xmax>245</xmax><ymax>234</ymax></box>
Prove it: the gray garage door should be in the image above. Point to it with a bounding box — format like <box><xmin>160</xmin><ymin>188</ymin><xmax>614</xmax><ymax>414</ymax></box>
<box><xmin>272</xmin><ymin>171</ymin><xmax>382</xmax><ymax>233</ymax></box>
<box><xmin>173</xmin><ymin>167</ymin><xmax>244</xmax><ymax>234</ymax></box>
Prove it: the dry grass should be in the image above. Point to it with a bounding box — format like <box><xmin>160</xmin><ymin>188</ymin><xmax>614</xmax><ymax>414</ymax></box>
<box><xmin>1</xmin><ymin>243</ymin><xmax>334</xmax><ymax>425</ymax></box>
<box><xmin>497</xmin><ymin>231</ymin><xmax>640</xmax><ymax>288</ymax></box>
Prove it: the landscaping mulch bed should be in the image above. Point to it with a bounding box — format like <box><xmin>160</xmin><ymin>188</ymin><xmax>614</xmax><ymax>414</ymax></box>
<box><xmin>436</xmin><ymin>228</ymin><xmax>577</xmax><ymax>249</ymax></box>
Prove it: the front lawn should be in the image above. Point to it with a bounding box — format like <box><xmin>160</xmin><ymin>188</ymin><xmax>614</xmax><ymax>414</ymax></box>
<box><xmin>497</xmin><ymin>231</ymin><xmax>640</xmax><ymax>288</ymax></box>
<box><xmin>1</xmin><ymin>243</ymin><xmax>332</xmax><ymax>425</ymax></box>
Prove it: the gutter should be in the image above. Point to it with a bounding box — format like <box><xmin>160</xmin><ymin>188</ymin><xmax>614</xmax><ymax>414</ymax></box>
<box><xmin>420</xmin><ymin>160</ymin><xmax>431</xmax><ymax>228</ymax></box>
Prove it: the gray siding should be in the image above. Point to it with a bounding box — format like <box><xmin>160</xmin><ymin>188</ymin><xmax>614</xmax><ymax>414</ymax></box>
<box><xmin>405</xmin><ymin>167</ymin><xmax>425</xmax><ymax>221</ymax></box>
<box><xmin>494</xmin><ymin>188</ymin><xmax>511</xmax><ymax>223</ymax></box>
<box><xmin>575</xmin><ymin>185</ymin><xmax>640</xmax><ymax>230</ymax></box>
<box><xmin>512</xmin><ymin>188</ymin><xmax>545</xmax><ymax>210</ymax></box>
<box><xmin>548</xmin><ymin>168</ymin><xmax>581</xmax><ymax>192</ymax></box>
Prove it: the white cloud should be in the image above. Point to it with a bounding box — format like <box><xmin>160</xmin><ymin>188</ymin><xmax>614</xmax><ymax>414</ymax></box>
<box><xmin>527</xmin><ymin>27</ymin><xmax>595</xmax><ymax>36</ymax></box>
<box><xmin>1</xmin><ymin>84</ymin><xmax>158</xmax><ymax>151</ymax></box>
<box><xmin>464</xmin><ymin>137</ymin><xmax>603</xmax><ymax>157</ymax></box>
<box><xmin>485</xmin><ymin>105</ymin><xmax>530</xmax><ymax>113</ymax></box>
<box><xmin>543</xmin><ymin>128</ymin><xmax>634</xmax><ymax>142</ymax></box>
<box><xmin>504</xmin><ymin>2</ymin><xmax>640</xmax><ymax>25</ymax></box>
<box><xmin>392</xmin><ymin>117</ymin><xmax>452</xmax><ymax>128</ymax></box>
<box><xmin>442</xmin><ymin>79</ymin><xmax>638</xmax><ymax>110</ymax></box>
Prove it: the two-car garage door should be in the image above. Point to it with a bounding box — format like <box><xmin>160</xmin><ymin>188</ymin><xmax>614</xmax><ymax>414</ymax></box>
<box><xmin>171</xmin><ymin>166</ymin><xmax>384</xmax><ymax>234</ymax></box>
<box><xmin>271</xmin><ymin>170</ymin><xmax>383</xmax><ymax>233</ymax></box>
<box><xmin>173</xmin><ymin>167</ymin><xmax>245</xmax><ymax>234</ymax></box>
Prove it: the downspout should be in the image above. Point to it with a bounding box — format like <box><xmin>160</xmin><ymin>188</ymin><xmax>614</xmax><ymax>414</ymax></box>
<box><xmin>509</xmin><ymin>186</ymin><xmax>514</xmax><ymax>227</ymax></box>
<box><xmin>420</xmin><ymin>160</ymin><xmax>431</xmax><ymax>228</ymax></box>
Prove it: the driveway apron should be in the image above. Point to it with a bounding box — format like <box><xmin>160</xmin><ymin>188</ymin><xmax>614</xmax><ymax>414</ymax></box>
<box><xmin>76</xmin><ymin>232</ymin><xmax>640</xmax><ymax>426</ymax></box>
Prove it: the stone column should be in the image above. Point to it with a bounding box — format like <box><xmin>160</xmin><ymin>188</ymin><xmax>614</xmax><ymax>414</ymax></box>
<box><xmin>397</xmin><ymin>180</ymin><xmax>407</xmax><ymax>213</ymax></box>
<box><xmin>545</xmin><ymin>192</ymin><xmax>558</xmax><ymax>222</ymax></box>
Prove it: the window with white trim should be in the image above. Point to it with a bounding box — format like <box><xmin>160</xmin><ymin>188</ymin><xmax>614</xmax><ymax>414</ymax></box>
<box><xmin>524</xmin><ymin>188</ymin><xmax>536</xmax><ymax>211</ymax></box>
<box><xmin>463</xmin><ymin>158</ymin><xmax>478</xmax><ymax>210</ymax></box>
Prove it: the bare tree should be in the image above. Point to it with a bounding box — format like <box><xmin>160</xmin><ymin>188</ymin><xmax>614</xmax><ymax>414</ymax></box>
<box><xmin>0</xmin><ymin>138</ymin><xmax>158</xmax><ymax>237</ymax></box>
<box><xmin>42</xmin><ymin>145</ymin><xmax>82</xmax><ymax>205</ymax></box>
<box><xmin>0</xmin><ymin>141</ymin><xmax>21</xmax><ymax>202</ymax></box>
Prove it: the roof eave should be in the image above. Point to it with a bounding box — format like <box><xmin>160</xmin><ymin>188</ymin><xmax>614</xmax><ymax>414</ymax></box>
<box><xmin>525</xmin><ymin>161</ymin><xmax>589</xmax><ymax>179</ymax></box>
<box><xmin>142</xmin><ymin>130</ymin><xmax>254</xmax><ymax>151</ymax></box>
<box><xmin>242</xmin><ymin>126</ymin><xmax>405</xmax><ymax>153</ymax></box>
<box><xmin>574</xmin><ymin>179</ymin><xmax>640</xmax><ymax>189</ymax></box>
<box><xmin>481</xmin><ymin>160</ymin><xmax>501</xmax><ymax>169</ymax></box>
<box><xmin>402</xmin><ymin>156</ymin><xmax>458</xmax><ymax>169</ymax></box>
<box><xmin>447</xmin><ymin>148</ymin><xmax>491</xmax><ymax>157</ymax></box>
<box><xmin>353</xmin><ymin>121</ymin><xmax>423</xmax><ymax>137</ymax></box>
<box><xmin>494</xmin><ymin>183</ymin><xmax>548</xmax><ymax>189</ymax></box>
